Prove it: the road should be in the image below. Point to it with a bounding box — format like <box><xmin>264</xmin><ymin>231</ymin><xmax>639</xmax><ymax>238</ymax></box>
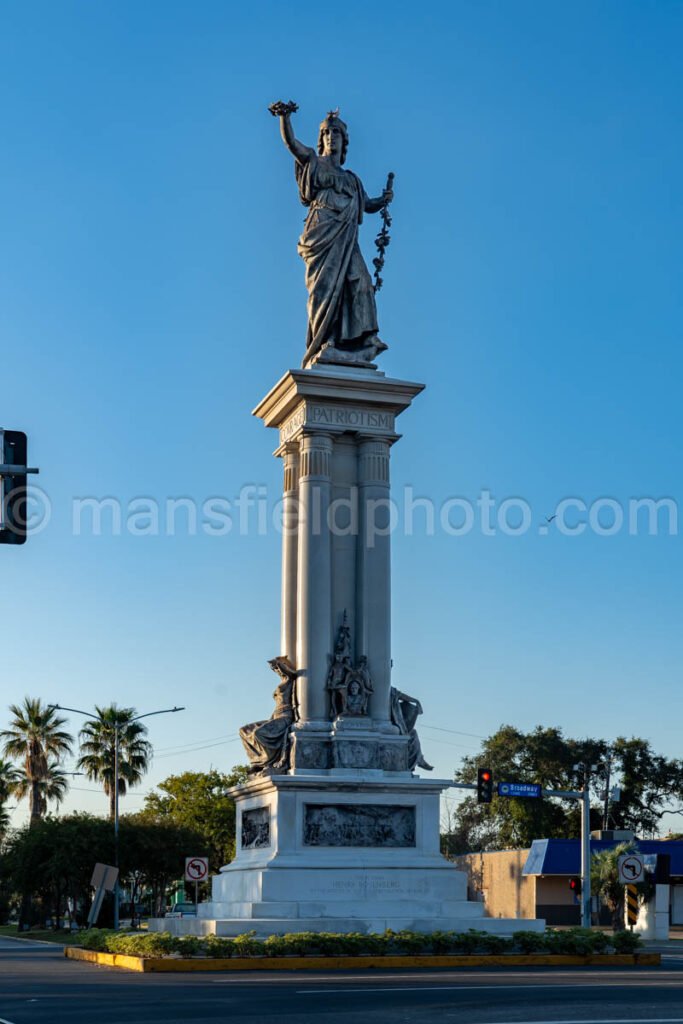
<box><xmin>3</xmin><ymin>936</ymin><xmax>683</xmax><ymax>1024</ymax></box>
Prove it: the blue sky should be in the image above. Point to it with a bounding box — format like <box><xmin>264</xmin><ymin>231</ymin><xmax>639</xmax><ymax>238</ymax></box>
<box><xmin>1</xmin><ymin>1</ymin><xmax>681</xmax><ymax>827</ymax></box>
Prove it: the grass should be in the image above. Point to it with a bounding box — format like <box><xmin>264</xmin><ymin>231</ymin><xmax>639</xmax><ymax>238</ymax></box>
<box><xmin>0</xmin><ymin>924</ymin><xmax>82</xmax><ymax>946</ymax></box>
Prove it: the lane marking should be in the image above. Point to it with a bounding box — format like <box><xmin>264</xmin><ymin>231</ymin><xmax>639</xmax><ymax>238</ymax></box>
<box><xmin>296</xmin><ymin>984</ymin><xmax>631</xmax><ymax>994</ymax></box>
<box><xmin>0</xmin><ymin>1018</ymin><xmax>18</xmax><ymax>1023</ymax></box>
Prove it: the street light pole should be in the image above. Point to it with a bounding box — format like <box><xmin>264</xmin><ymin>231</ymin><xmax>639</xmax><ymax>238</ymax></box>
<box><xmin>113</xmin><ymin>721</ymin><xmax>120</xmax><ymax>930</ymax></box>
<box><xmin>50</xmin><ymin>703</ymin><xmax>185</xmax><ymax>930</ymax></box>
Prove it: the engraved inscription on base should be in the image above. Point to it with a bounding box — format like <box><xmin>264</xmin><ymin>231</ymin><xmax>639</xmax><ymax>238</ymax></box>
<box><xmin>241</xmin><ymin>806</ymin><xmax>271</xmax><ymax>850</ymax></box>
<box><xmin>304</xmin><ymin>804</ymin><xmax>416</xmax><ymax>847</ymax></box>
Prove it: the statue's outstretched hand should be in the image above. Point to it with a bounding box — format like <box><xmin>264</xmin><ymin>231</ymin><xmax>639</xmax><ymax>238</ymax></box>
<box><xmin>268</xmin><ymin>100</ymin><xmax>299</xmax><ymax>118</ymax></box>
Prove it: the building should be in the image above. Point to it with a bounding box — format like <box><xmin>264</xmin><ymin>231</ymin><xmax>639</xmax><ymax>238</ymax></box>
<box><xmin>455</xmin><ymin>836</ymin><xmax>683</xmax><ymax>926</ymax></box>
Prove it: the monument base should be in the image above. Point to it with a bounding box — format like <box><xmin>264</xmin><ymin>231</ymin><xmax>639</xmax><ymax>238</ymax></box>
<box><xmin>150</xmin><ymin>773</ymin><xmax>544</xmax><ymax>937</ymax></box>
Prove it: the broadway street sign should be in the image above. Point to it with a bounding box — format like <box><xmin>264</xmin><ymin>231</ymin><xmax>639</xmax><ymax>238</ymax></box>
<box><xmin>497</xmin><ymin>781</ymin><xmax>542</xmax><ymax>799</ymax></box>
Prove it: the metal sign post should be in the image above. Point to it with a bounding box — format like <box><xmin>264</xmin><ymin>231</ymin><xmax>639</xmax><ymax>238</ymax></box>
<box><xmin>626</xmin><ymin>884</ymin><xmax>639</xmax><ymax>928</ymax></box>
<box><xmin>87</xmin><ymin>863</ymin><xmax>119</xmax><ymax>928</ymax></box>
<box><xmin>185</xmin><ymin>856</ymin><xmax>209</xmax><ymax>908</ymax></box>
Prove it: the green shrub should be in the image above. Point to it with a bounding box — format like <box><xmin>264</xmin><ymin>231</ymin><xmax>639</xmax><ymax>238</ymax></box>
<box><xmin>75</xmin><ymin>924</ymin><xmax>642</xmax><ymax>960</ymax></box>
<box><xmin>512</xmin><ymin>930</ymin><xmax>548</xmax><ymax>954</ymax></box>
<box><xmin>79</xmin><ymin>928</ymin><xmax>110</xmax><ymax>951</ymax></box>
<box><xmin>176</xmin><ymin>936</ymin><xmax>203</xmax><ymax>957</ymax></box>
<box><xmin>544</xmin><ymin>928</ymin><xmax>606</xmax><ymax>956</ymax></box>
<box><xmin>231</xmin><ymin>931</ymin><xmax>266</xmax><ymax>957</ymax></box>
<box><xmin>611</xmin><ymin>929</ymin><xmax>642</xmax><ymax>953</ymax></box>
<box><xmin>203</xmin><ymin>934</ymin><xmax>235</xmax><ymax>958</ymax></box>
<box><xmin>389</xmin><ymin>930</ymin><xmax>432</xmax><ymax>955</ymax></box>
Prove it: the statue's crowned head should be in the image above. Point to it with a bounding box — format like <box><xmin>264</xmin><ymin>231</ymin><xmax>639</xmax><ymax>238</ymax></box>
<box><xmin>318</xmin><ymin>109</ymin><xmax>349</xmax><ymax>164</ymax></box>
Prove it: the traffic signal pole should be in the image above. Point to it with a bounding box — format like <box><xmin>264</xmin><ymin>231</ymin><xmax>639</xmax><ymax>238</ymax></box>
<box><xmin>0</xmin><ymin>429</ymin><xmax>39</xmax><ymax>544</ymax></box>
<box><xmin>581</xmin><ymin>782</ymin><xmax>592</xmax><ymax>929</ymax></box>
<box><xmin>447</xmin><ymin>775</ymin><xmax>593</xmax><ymax>929</ymax></box>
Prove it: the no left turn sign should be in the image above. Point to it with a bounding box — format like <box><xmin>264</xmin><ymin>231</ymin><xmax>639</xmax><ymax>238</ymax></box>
<box><xmin>618</xmin><ymin>853</ymin><xmax>644</xmax><ymax>885</ymax></box>
<box><xmin>185</xmin><ymin>856</ymin><xmax>209</xmax><ymax>882</ymax></box>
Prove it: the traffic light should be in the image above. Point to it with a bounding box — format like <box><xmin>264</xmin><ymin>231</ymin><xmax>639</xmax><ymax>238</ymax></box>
<box><xmin>569</xmin><ymin>876</ymin><xmax>582</xmax><ymax>896</ymax></box>
<box><xmin>0</xmin><ymin>430</ymin><xmax>39</xmax><ymax>545</ymax></box>
<box><xmin>477</xmin><ymin>767</ymin><xmax>493</xmax><ymax>804</ymax></box>
<box><xmin>655</xmin><ymin>854</ymin><xmax>671</xmax><ymax>884</ymax></box>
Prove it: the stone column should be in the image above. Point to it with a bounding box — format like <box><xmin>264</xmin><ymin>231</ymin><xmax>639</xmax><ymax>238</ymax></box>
<box><xmin>296</xmin><ymin>432</ymin><xmax>333</xmax><ymax>726</ymax></box>
<box><xmin>357</xmin><ymin>437</ymin><xmax>393</xmax><ymax>727</ymax></box>
<box><xmin>280</xmin><ymin>442</ymin><xmax>299</xmax><ymax>664</ymax></box>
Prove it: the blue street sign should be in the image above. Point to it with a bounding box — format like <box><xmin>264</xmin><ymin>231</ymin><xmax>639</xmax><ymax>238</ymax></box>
<box><xmin>497</xmin><ymin>781</ymin><xmax>542</xmax><ymax>799</ymax></box>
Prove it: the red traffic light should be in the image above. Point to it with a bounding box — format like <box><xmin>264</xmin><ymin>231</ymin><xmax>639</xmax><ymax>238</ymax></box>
<box><xmin>477</xmin><ymin>767</ymin><xmax>494</xmax><ymax>804</ymax></box>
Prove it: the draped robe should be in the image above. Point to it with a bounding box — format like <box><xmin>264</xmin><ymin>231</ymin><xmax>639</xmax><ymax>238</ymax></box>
<box><xmin>295</xmin><ymin>154</ymin><xmax>379</xmax><ymax>363</ymax></box>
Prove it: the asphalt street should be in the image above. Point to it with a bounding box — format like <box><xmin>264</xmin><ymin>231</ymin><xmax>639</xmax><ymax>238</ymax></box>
<box><xmin>4</xmin><ymin>937</ymin><xmax>683</xmax><ymax>1024</ymax></box>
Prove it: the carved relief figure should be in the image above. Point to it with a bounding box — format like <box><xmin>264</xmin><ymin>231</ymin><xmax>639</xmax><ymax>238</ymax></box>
<box><xmin>269</xmin><ymin>101</ymin><xmax>393</xmax><ymax>369</ymax></box>
<box><xmin>389</xmin><ymin>687</ymin><xmax>433</xmax><ymax>772</ymax></box>
<box><xmin>304</xmin><ymin>803</ymin><xmax>416</xmax><ymax>847</ymax></box>
<box><xmin>239</xmin><ymin>657</ymin><xmax>300</xmax><ymax>774</ymax></box>
<box><xmin>241</xmin><ymin>807</ymin><xmax>271</xmax><ymax>850</ymax></box>
<box><xmin>326</xmin><ymin>649</ymin><xmax>353</xmax><ymax>717</ymax></box>
<box><xmin>326</xmin><ymin>619</ymin><xmax>374</xmax><ymax>719</ymax></box>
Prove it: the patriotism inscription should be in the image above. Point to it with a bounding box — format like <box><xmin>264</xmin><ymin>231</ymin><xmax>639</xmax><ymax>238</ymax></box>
<box><xmin>303</xmin><ymin>803</ymin><xmax>416</xmax><ymax>847</ymax></box>
<box><xmin>280</xmin><ymin>403</ymin><xmax>395</xmax><ymax>443</ymax></box>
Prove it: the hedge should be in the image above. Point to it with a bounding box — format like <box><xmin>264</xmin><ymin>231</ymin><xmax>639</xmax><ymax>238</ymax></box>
<box><xmin>77</xmin><ymin>926</ymin><xmax>642</xmax><ymax>959</ymax></box>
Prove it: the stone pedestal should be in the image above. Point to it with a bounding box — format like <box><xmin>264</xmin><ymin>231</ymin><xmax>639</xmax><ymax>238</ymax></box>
<box><xmin>150</xmin><ymin>363</ymin><xmax>544</xmax><ymax>938</ymax></box>
<box><xmin>154</xmin><ymin>773</ymin><xmax>542</xmax><ymax>937</ymax></box>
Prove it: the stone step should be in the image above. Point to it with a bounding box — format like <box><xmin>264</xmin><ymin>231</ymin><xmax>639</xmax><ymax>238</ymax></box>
<box><xmin>207</xmin><ymin>915</ymin><xmax>541</xmax><ymax>937</ymax></box>
<box><xmin>201</xmin><ymin>899</ymin><xmax>486</xmax><ymax>921</ymax></box>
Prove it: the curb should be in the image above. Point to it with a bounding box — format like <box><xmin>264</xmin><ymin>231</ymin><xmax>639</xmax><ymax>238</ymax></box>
<box><xmin>64</xmin><ymin>948</ymin><xmax>661</xmax><ymax>973</ymax></box>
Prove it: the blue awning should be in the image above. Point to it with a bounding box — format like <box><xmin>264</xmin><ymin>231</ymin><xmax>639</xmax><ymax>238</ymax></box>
<box><xmin>523</xmin><ymin>838</ymin><xmax>683</xmax><ymax>876</ymax></box>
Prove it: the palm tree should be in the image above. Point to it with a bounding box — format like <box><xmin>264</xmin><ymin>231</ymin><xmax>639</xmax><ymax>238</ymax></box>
<box><xmin>1</xmin><ymin>698</ymin><xmax>73</xmax><ymax>825</ymax></box>
<box><xmin>0</xmin><ymin>758</ymin><xmax>20</xmax><ymax>837</ymax></box>
<box><xmin>77</xmin><ymin>705</ymin><xmax>152</xmax><ymax>819</ymax></box>
<box><xmin>13</xmin><ymin>760</ymin><xmax>69</xmax><ymax>818</ymax></box>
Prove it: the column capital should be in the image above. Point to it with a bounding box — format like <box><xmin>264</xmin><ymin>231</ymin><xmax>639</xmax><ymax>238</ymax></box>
<box><xmin>282</xmin><ymin>443</ymin><xmax>300</xmax><ymax>495</ymax></box>
<box><xmin>299</xmin><ymin>432</ymin><xmax>333</xmax><ymax>481</ymax></box>
<box><xmin>358</xmin><ymin>437</ymin><xmax>391</xmax><ymax>486</ymax></box>
<box><xmin>299</xmin><ymin>429</ymin><xmax>334</xmax><ymax>445</ymax></box>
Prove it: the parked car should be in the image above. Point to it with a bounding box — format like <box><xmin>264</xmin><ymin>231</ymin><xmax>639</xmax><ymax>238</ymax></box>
<box><xmin>165</xmin><ymin>901</ymin><xmax>197</xmax><ymax>918</ymax></box>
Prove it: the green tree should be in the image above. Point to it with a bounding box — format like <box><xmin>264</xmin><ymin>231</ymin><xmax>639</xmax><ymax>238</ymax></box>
<box><xmin>77</xmin><ymin>705</ymin><xmax>152</xmax><ymax>819</ymax></box>
<box><xmin>610</xmin><ymin>737</ymin><xmax>683</xmax><ymax>836</ymax></box>
<box><xmin>140</xmin><ymin>768</ymin><xmax>248</xmax><ymax>870</ymax></box>
<box><xmin>1</xmin><ymin>698</ymin><xmax>73</xmax><ymax>825</ymax></box>
<box><xmin>448</xmin><ymin>725</ymin><xmax>683</xmax><ymax>853</ymax></box>
<box><xmin>0</xmin><ymin>758</ymin><xmax>21</xmax><ymax>838</ymax></box>
<box><xmin>120</xmin><ymin>815</ymin><xmax>206</xmax><ymax>919</ymax></box>
<box><xmin>590</xmin><ymin>840</ymin><xmax>653</xmax><ymax>931</ymax></box>
<box><xmin>0</xmin><ymin>813</ymin><xmax>205</xmax><ymax>929</ymax></box>
<box><xmin>13</xmin><ymin>760</ymin><xmax>68</xmax><ymax>819</ymax></box>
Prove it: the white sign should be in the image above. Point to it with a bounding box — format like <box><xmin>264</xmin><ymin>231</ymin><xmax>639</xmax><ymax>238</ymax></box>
<box><xmin>184</xmin><ymin>856</ymin><xmax>209</xmax><ymax>882</ymax></box>
<box><xmin>90</xmin><ymin>862</ymin><xmax>119</xmax><ymax>892</ymax></box>
<box><xmin>618</xmin><ymin>853</ymin><xmax>644</xmax><ymax>885</ymax></box>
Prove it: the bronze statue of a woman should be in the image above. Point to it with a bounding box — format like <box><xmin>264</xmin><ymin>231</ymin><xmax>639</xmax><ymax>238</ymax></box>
<box><xmin>239</xmin><ymin>656</ymin><xmax>300</xmax><ymax>774</ymax></box>
<box><xmin>269</xmin><ymin>101</ymin><xmax>393</xmax><ymax>369</ymax></box>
